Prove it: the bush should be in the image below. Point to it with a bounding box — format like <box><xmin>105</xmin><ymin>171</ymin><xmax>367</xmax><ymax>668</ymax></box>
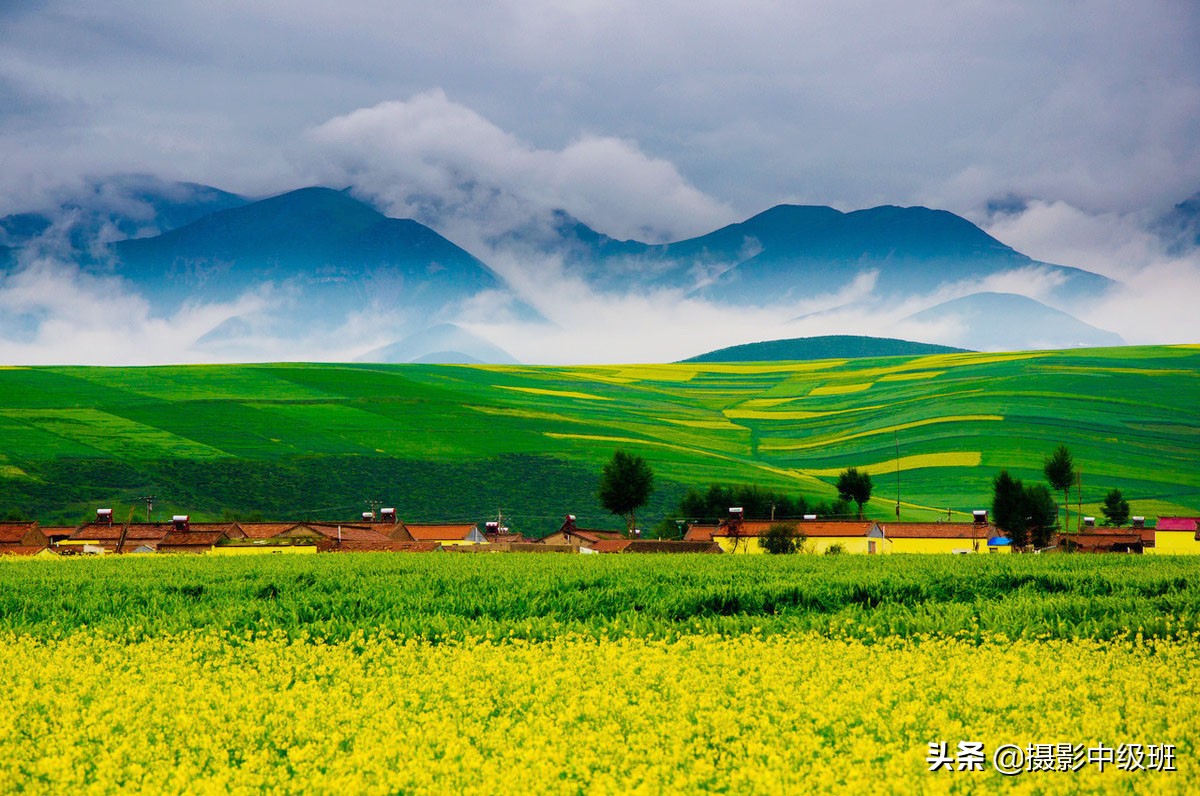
<box><xmin>759</xmin><ymin>522</ymin><xmax>806</xmax><ymax>555</ymax></box>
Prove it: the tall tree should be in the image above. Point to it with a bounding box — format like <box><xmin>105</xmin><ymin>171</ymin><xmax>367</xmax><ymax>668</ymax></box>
<box><xmin>991</xmin><ymin>470</ymin><xmax>1027</xmax><ymax>548</ymax></box>
<box><xmin>1100</xmin><ymin>488</ymin><xmax>1131</xmax><ymax>527</ymax></box>
<box><xmin>835</xmin><ymin>467</ymin><xmax>873</xmax><ymax>519</ymax></box>
<box><xmin>1043</xmin><ymin>445</ymin><xmax>1076</xmax><ymax>531</ymax></box>
<box><xmin>597</xmin><ymin>449</ymin><xmax>655</xmax><ymax>533</ymax></box>
<box><xmin>1023</xmin><ymin>483</ymin><xmax>1059</xmax><ymax>549</ymax></box>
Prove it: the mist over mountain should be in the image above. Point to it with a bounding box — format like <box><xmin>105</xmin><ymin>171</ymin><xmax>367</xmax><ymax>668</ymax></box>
<box><xmin>0</xmin><ymin>174</ymin><xmax>248</xmax><ymax>251</ymax></box>
<box><xmin>515</xmin><ymin>204</ymin><xmax>1114</xmax><ymax>305</ymax></box>
<box><xmin>0</xmin><ymin>175</ymin><xmax>1159</xmax><ymax>363</ymax></box>
<box><xmin>111</xmin><ymin>187</ymin><xmax>509</xmax><ymax>317</ymax></box>
<box><xmin>903</xmin><ymin>292</ymin><xmax>1124</xmax><ymax>351</ymax></box>
<box><xmin>356</xmin><ymin>323</ymin><xmax>518</xmax><ymax>365</ymax></box>
<box><xmin>1156</xmin><ymin>191</ymin><xmax>1200</xmax><ymax>255</ymax></box>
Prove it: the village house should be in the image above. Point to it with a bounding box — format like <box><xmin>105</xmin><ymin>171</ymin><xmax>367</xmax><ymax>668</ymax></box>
<box><xmin>0</xmin><ymin>521</ymin><xmax>50</xmax><ymax>556</ymax></box>
<box><xmin>880</xmin><ymin>511</ymin><xmax>1009</xmax><ymax>554</ymax></box>
<box><xmin>540</xmin><ymin>515</ymin><xmax>628</xmax><ymax>551</ymax></box>
<box><xmin>60</xmin><ymin>510</ymin><xmax>239</xmax><ymax>554</ymax></box>
<box><xmin>688</xmin><ymin>510</ymin><xmax>888</xmax><ymax>554</ymax></box>
<box><xmin>587</xmin><ymin>539</ymin><xmax>722</xmax><ymax>554</ymax></box>
<box><xmin>400</xmin><ymin>522</ymin><xmax>486</xmax><ymax>546</ymax></box>
<box><xmin>271</xmin><ymin>522</ymin><xmax>394</xmax><ymax>551</ymax></box>
<box><xmin>158</xmin><ymin>529</ymin><xmax>233</xmax><ymax>554</ymax></box>
<box><xmin>1056</xmin><ymin>530</ymin><xmax>1145</xmax><ymax>553</ymax></box>
<box><xmin>1145</xmin><ymin>517</ymin><xmax>1200</xmax><ymax>554</ymax></box>
<box><xmin>126</xmin><ymin>516</ymin><xmax>244</xmax><ymax>554</ymax></box>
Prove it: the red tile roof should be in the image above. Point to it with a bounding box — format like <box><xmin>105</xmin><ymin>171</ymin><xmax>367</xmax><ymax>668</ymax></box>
<box><xmin>402</xmin><ymin>523</ymin><xmax>480</xmax><ymax>542</ymax></box>
<box><xmin>159</xmin><ymin>531</ymin><xmax>229</xmax><ymax>547</ymax></box>
<box><xmin>683</xmin><ymin>524</ymin><xmax>720</xmax><ymax>542</ymax></box>
<box><xmin>572</xmin><ymin>529</ymin><xmax>628</xmax><ymax>543</ymax></box>
<box><xmin>485</xmin><ymin>532</ymin><xmax>527</xmax><ymax>544</ymax></box>
<box><xmin>70</xmin><ymin>521</ymin><xmax>240</xmax><ymax>542</ymax></box>
<box><xmin>301</xmin><ymin>524</ymin><xmax>393</xmax><ymax>543</ymax></box>
<box><xmin>236</xmin><ymin>522</ymin><xmax>307</xmax><ymax>539</ymax></box>
<box><xmin>0</xmin><ymin>523</ymin><xmax>38</xmax><ymax>544</ymax></box>
<box><xmin>881</xmin><ymin>522</ymin><xmax>997</xmax><ymax>539</ymax></box>
<box><xmin>70</xmin><ymin>523</ymin><xmax>171</xmax><ymax>542</ymax></box>
<box><xmin>590</xmin><ymin>540</ymin><xmax>633</xmax><ymax>553</ymax></box>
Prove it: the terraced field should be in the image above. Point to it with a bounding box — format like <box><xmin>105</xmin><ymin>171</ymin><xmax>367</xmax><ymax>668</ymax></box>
<box><xmin>0</xmin><ymin>345</ymin><xmax>1197</xmax><ymax>528</ymax></box>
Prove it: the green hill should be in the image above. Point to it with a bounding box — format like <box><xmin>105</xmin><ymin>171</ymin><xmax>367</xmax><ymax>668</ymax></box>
<box><xmin>0</xmin><ymin>345</ymin><xmax>1197</xmax><ymax>532</ymax></box>
<box><xmin>682</xmin><ymin>335</ymin><xmax>968</xmax><ymax>363</ymax></box>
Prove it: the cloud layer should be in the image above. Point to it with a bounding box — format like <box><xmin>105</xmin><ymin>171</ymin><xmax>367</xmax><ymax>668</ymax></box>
<box><xmin>2</xmin><ymin>2</ymin><xmax>1198</xmax><ymax>223</ymax></box>
<box><xmin>303</xmin><ymin>90</ymin><xmax>734</xmax><ymax>243</ymax></box>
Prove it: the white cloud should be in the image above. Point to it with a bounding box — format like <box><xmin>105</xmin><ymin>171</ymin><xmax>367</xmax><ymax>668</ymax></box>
<box><xmin>984</xmin><ymin>200</ymin><xmax>1200</xmax><ymax>345</ymax></box>
<box><xmin>301</xmin><ymin>90</ymin><xmax>736</xmax><ymax>243</ymax></box>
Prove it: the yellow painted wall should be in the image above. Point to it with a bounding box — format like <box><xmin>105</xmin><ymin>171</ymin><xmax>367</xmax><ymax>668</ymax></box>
<box><xmin>715</xmin><ymin>536</ymin><xmax>765</xmax><ymax>554</ymax></box>
<box><xmin>889</xmin><ymin>537</ymin><xmax>989</xmax><ymax>554</ymax></box>
<box><xmin>716</xmin><ymin>536</ymin><xmax>891</xmax><ymax>554</ymax></box>
<box><xmin>1147</xmin><ymin>531</ymin><xmax>1200</xmax><ymax>555</ymax></box>
<box><xmin>209</xmin><ymin>545</ymin><xmax>318</xmax><ymax>556</ymax></box>
<box><xmin>803</xmin><ymin>537</ymin><xmax>892</xmax><ymax>555</ymax></box>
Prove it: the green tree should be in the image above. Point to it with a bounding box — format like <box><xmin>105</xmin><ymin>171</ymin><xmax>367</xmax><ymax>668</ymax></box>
<box><xmin>835</xmin><ymin>468</ymin><xmax>873</xmax><ymax>519</ymax></box>
<box><xmin>1023</xmin><ymin>483</ymin><xmax>1059</xmax><ymax>549</ymax></box>
<box><xmin>597</xmin><ymin>449</ymin><xmax>655</xmax><ymax>533</ymax></box>
<box><xmin>1100</xmin><ymin>488</ymin><xmax>1131</xmax><ymax>527</ymax></box>
<box><xmin>991</xmin><ymin>469</ymin><xmax>1028</xmax><ymax>549</ymax></box>
<box><xmin>1043</xmin><ymin>445</ymin><xmax>1076</xmax><ymax>531</ymax></box>
<box><xmin>759</xmin><ymin>522</ymin><xmax>806</xmax><ymax>554</ymax></box>
<box><xmin>676</xmin><ymin>483</ymin><xmax>849</xmax><ymax>523</ymax></box>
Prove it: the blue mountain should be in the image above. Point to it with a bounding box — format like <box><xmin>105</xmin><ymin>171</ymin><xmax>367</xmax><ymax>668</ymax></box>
<box><xmin>903</xmin><ymin>292</ymin><xmax>1124</xmax><ymax>351</ymax></box>
<box><xmin>111</xmin><ymin>187</ymin><xmax>519</xmax><ymax>324</ymax></box>
<box><xmin>1156</xmin><ymin>191</ymin><xmax>1200</xmax><ymax>254</ymax></box>
<box><xmin>0</xmin><ymin>174</ymin><xmax>248</xmax><ymax>250</ymax></box>
<box><xmin>535</xmin><ymin>204</ymin><xmax>1113</xmax><ymax>304</ymax></box>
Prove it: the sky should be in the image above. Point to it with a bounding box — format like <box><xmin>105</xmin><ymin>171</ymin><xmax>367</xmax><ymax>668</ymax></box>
<box><xmin>1</xmin><ymin>1</ymin><xmax>1199</xmax><ymax>363</ymax></box>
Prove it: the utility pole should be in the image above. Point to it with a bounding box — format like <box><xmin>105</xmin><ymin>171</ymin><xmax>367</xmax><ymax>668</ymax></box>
<box><xmin>139</xmin><ymin>495</ymin><xmax>155</xmax><ymax>523</ymax></box>
<box><xmin>895</xmin><ymin>431</ymin><xmax>901</xmax><ymax>519</ymax></box>
<box><xmin>1076</xmin><ymin>471</ymin><xmax>1083</xmax><ymax>532</ymax></box>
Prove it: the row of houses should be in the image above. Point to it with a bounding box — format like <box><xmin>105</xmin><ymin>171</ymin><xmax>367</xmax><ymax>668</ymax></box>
<box><xmin>2</xmin><ymin>509</ymin><xmax>1199</xmax><ymax>557</ymax></box>
<box><xmin>681</xmin><ymin>509</ymin><xmax>1200</xmax><ymax>555</ymax></box>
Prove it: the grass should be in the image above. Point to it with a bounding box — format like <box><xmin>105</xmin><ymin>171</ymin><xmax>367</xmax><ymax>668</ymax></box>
<box><xmin>2</xmin><ymin>554</ymin><xmax>1199</xmax><ymax>643</ymax></box>
<box><xmin>0</xmin><ymin>345</ymin><xmax>1197</xmax><ymax>528</ymax></box>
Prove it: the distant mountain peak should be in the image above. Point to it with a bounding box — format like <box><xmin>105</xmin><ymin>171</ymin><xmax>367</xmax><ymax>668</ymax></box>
<box><xmin>904</xmin><ymin>292</ymin><xmax>1124</xmax><ymax>351</ymax></box>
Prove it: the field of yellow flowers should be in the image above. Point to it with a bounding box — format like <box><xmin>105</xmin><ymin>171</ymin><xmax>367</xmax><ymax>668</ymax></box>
<box><xmin>1</xmin><ymin>555</ymin><xmax>1197</xmax><ymax>793</ymax></box>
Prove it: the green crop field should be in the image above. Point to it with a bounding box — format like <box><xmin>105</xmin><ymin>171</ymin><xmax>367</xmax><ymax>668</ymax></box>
<box><xmin>0</xmin><ymin>344</ymin><xmax>1198</xmax><ymax>529</ymax></box>
<box><xmin>3</xmin><ymin>553</ymin><xmax>1199</xmax><ymax>643</ymax></box>
<box><xmin>2</xmin><ymin>555</ymin><xmax>1198</xmax><ymax>792</ymax></box>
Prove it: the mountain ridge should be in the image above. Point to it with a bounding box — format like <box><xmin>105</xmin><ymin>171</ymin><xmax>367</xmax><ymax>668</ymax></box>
<box><xmin>681</xmin><ymin>335</ymin><xmax>969</xmax><ymax>363</ymax></box>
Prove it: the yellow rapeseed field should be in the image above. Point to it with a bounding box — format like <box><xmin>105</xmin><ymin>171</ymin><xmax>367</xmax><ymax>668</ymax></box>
<box><xmin>1</xmin><ymin>632</ymin><xmax>1194</xmax><ymax>794</ymax></box>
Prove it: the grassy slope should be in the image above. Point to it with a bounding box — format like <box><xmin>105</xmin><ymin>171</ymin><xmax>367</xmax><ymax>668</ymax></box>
<box><xmin>0</xmin><ymin>345</ymin><xmax>1197</xmax><ymax>529</ymax></box>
